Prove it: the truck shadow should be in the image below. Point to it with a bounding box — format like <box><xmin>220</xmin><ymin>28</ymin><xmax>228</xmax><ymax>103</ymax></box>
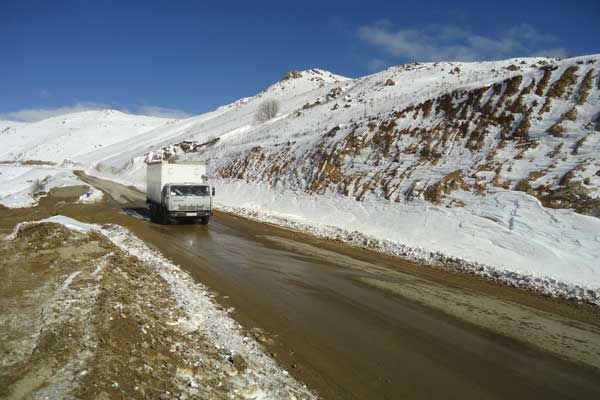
<box><xmin>121</xmin><ymin>206</ymin><xmax>199</xmax><ymax>225</ymax></box>
<box><xmin>122</xmin><ymin>206</ymin><xmax>150</xmax><ymax>221</ymax></box>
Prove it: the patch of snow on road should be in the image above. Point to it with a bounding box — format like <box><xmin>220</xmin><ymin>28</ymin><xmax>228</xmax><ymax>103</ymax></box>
<box><xmin>76</xmin><ymin>186</ymin><xmax>104</xmax><ymax>204</ymax></box>
<box><xmin>41</xmin><ymin>215</ymin><xmax>97</xmax><ymax>233</ymax></box>
<box><xmin>1</xmin><ymin>215</ymin><xmax>93</xmax><ymax>241</ymax></box>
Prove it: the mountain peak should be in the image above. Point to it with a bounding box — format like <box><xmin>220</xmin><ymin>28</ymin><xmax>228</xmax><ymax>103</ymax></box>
<box><xmin>280</xmin><ymin>68</ymin><xmax>350</xmax><ymax>83</ymax></box>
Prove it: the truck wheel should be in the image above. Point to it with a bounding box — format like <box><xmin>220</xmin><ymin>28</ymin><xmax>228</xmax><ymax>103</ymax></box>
<box><xmin>200</xmin><ymin>216</ymin><xmax>209</xmax><ymax>225</ymax></box>
<box><xmin>149</xmin><ymin>204</ymin><xmax>157</xmax><ymax>222</ymax></box>
<box><xmin>159</xmin><ymin>206</ymin><xmax>170</xmax><ymax>225</ymax></box>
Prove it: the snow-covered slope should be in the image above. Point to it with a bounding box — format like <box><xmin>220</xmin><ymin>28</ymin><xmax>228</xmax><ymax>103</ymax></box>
<box><xmin>80</xmin><ymin>69</ymin><xmax>350</xmax><ymax>177</ymax></box>
<box><xmin>0</xmin><ymin>120</ymin><xmax>25</xmax><ymax>160</ymax></box>
<box><xmin>0</xmin><ymin>109</ymin><xmax>172</xmax><ymax>164</ymax></box>
<box><xmin>0</xmin><ymin>120</ymin><xmax>24</xmax><ymax>131</ymax></box>
<box><xmin>0</xmin><ymin>165</ymin><xmax>81</xmax><ymax>207</ymax></box>
<box><xmin>85</xmin><ymin>57</ymin><xmax>600</xmax><ymax>220</ymax></box>
<box><xmin>2</xmin><ymin>58</ymin><xmax>600</xmax><ymax>302</ymax></box>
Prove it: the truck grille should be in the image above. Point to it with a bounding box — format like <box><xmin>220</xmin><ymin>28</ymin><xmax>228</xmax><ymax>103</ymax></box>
<box><xmin>177</xmin><ymin>205</ymin><xmax>206</xmax><ymax>212</ymax></box>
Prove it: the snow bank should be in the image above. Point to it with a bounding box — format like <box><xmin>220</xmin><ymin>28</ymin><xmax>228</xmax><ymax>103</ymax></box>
<box><xmin>40</xmin><ymin>215</ymin><xmax>97</xmax><ymax>233</ymax></box>
<box><xmin>0</xmin><ymin>165</ymin><xmax>82</xmax><ymax>208</ymax></box>
<box><xmin>213</xmin><ymin>179</ymin><xmax>600</xmax><ymax>304</ymax></box>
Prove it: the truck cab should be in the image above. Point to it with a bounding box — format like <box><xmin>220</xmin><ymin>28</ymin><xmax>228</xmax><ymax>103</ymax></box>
<box><xmin>161</xmin><ymin>183</ymin><xmax>214</xmax><ymax>222</ymax></box>
<box><xmin>146</xmin><ymin>161</ymin><xmax>215</xmax><ymax>225</ymax></box>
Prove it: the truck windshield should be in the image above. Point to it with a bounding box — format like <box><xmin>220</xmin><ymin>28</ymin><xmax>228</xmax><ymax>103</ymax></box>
<box><xmin>170</xmin><ymin>185</ymin><xmax>210</xmax><ymax>196</ymax></box>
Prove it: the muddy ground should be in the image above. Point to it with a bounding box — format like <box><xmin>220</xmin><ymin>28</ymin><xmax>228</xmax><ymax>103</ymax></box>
<box><xmin>0</xmin><ymin>222</ymin><xmax>270</xmax><ymax>399</ymax></box>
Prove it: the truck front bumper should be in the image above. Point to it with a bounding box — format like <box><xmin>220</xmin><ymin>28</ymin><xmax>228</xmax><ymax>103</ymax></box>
<box><xmin>169</xmin><ymin>210</ymin><xmax>211</xmax><ymax>218</ymax></box>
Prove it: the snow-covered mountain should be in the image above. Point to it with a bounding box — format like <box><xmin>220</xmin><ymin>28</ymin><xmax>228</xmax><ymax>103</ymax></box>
<box><xmin>7</xmin><ymin>59</ymin><xmax>598</xmax><ymax>218</ymax></box>
<box><xmin>0</xmin><ymin>120</ymin><xmax>24</xmax><ymax>131</ymax></box>
<box><xmin>141</xmin><ymin>57</ymin><xmax>600</xmax><ymax>218</ymax></box>
<box><xmin>0</xmin><ymin>109</ymin><xmax>172</xmax><ymax>164</ymax></box>
<box><xmin>2</xmin><ymin>57</ymin><xmax>600</xmax><ymax>302</ymax></box>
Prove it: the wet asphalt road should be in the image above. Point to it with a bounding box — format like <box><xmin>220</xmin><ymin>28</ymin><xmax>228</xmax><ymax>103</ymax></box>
<box><xmin>68</xmin><ymin>172</ymin><xmax>600</xmax><ymax>399</ymax></box>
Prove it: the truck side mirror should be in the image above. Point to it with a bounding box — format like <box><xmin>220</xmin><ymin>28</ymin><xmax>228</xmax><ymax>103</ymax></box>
<box><xmin>212</xmin><ymin>187</ymin><xmax>215</xmax><ymax>196</ymax></box>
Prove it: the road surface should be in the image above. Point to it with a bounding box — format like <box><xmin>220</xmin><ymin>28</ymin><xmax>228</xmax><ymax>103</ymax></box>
<box><xmin>3</xmin><ymin>171</ymin><xmax>600</xmax><ymax>400</ymax></box>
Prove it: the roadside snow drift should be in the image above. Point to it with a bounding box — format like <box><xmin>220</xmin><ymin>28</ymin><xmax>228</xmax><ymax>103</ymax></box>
<box><xmin>213</xmin><ymin>179</ymin><xmax>600</xmax><ymax>305</ymax></box>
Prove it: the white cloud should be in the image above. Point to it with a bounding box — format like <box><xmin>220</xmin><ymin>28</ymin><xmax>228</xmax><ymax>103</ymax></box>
<box><xmin>135</xmin><ymin>105</ymin><xmax>191</xmax><ymax>119</ymax></box>
<box><xmin>529</xmin><ymin>48</ymin><xmax>568</xmax><ymax>58</ymax></box>
<box><xmin>0</xmin><ymin>103</ymin><xmax>192</xmax><ymax>122</ymax></box>
<box><xmin>358</xmin><ymin>21</ymin><xmax>565</xmax><ymax>63</ymax></box>
<box><xmin>367</xmin><ymin>58</ymin><xmax>392</xmax><ymax>71</ymax></box>
<box><xmin>0</xmin><ymin>103</ymin><xmax>107</xmax><ymax>122</ymax></box>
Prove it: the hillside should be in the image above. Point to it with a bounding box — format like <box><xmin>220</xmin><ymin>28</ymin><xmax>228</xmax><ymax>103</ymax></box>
<box><xmin>0</xmin><ymin>110</ymin><xmax>172</xmax><ymax>164</ymax></box>
<box><xmin>141</xmin><ymin>57</ymin><xmax>600</xmax><ymax>217</ymax></box>
<box><xmin>2</xmin><ymin>57</ymin><xmax>599</xmax><ymax>302</ymax></box>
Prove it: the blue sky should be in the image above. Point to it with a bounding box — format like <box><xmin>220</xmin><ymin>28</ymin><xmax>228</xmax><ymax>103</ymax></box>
<box><xmin>2</xmin><ymin>0</ymin><xmax>599</xmax><ymax>121</ymax></box>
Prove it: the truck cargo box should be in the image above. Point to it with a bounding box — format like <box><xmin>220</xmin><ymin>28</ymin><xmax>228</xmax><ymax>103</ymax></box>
<box><xmin>146</xmin><ymin>161</ymin><xmax>207</xmax><ymax>204</ymax></box>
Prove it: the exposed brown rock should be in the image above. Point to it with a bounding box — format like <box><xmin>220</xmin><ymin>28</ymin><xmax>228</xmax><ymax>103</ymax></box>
<box><xmin>577</xmin><ymin>69</ymin><xmax>595</xmax><ymax>105</ymax></box>
<box><xmin>547</xmin><ymin>66</ymin><xmax>579</xmax><ymax>98</ymax></box>
<box><xmin>535</xmin><ymin>67</ymin><xmax>554</xmax><ymax>96</ymax></box>
<box><xmin>547</xmin><ymin>123</ymin><xmax>565</xmax><ymax>137</ymax></box>
<box><xmin>562</xmin><ymin>108</ymin><xmax>578</xmax><ymax>121</ymax></box>
<box><xmin>424</xmin><ymin>170</ymin><xmax>469</xmax><ymax>204</ymax></box>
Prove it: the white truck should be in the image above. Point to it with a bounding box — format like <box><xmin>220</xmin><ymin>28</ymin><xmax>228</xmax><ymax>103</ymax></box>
<box><xmin>146</xmin><ymin>161</ymin><xmax>215</xmax><ymax>224</ymax></box>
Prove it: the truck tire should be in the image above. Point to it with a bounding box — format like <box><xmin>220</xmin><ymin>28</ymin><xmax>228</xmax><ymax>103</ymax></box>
<box><xmin>149</xmin><ymin>204</ymin><xmax>157</xmax><ymax>223</ymax></box>
<box><xmin>200</xmin><ymin>216</ymin><xmax>209</xmax><ymax>225</ymax></box>
<box><xmin>159</xmin><ymin>206</ymin><xmax>170</xmax><ymax>225</ymax></box>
